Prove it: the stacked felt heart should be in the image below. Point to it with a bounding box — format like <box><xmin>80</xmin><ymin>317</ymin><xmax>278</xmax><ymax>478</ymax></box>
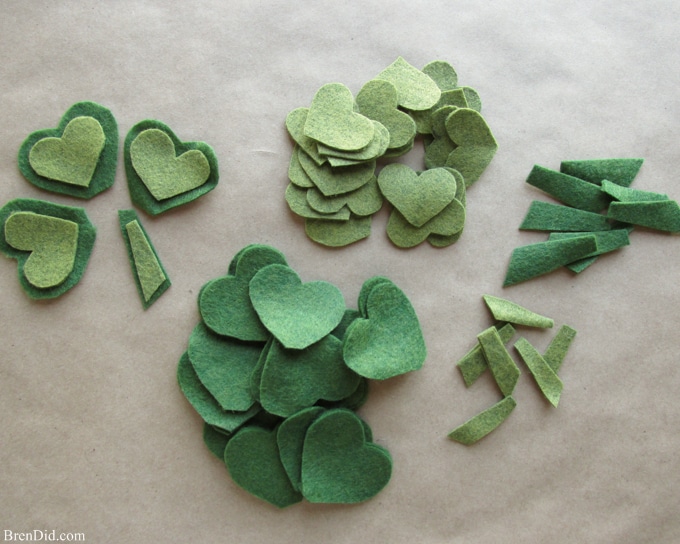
<box><xmin>178</xmin><ymin>244</ymin><xmax>426</xmax><ymax>507</ymax></box>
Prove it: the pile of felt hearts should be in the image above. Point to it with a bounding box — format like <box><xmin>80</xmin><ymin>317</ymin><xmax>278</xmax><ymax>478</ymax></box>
<box><xmin>285</xmin><ymin>57</ymin><xmax>497</xmax><ymax>248</ymax></box>
<box><xmin>177</xmin><ymin>244</ymin><xmax>427</xmax><ymax>507</ymax></box>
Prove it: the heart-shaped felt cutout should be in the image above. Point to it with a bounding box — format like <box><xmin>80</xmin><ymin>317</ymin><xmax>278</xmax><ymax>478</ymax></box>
<box><xmin>224</xmin><ymin>425</ymin><xmax>303</xmax><ymax>508</ymax></box>
<box><xmin>375</xmin><ymin>57</ymin><xmax>441</xmax><ymax>111</ymax></box>
<box><xmin>317</xmin><ymin>121</ymin><xmax>389</xmax><ymax>166</ymax></box>
<box><xmin>304</xmin><ymin>214</ymin><xmax>372</xmax><ymax>247</ymax></box>
<box><xmin>306</xmin><ymin>176</ymin><xmax>382</xmax><ymax>217</ymax></box>
<box><xmin>285</xmin><ymin>183</ymin><xmax>351</xmax><ymax>221</ymax></box>
<box><xmin>249</xmin><ymin>264</ymin><xmax>346</xmax><ymax>350</ymax></box>
<box><xmin>4</xmin><ymin>211</ymin><xmax>78</xmax><ymax>289</ymax></box>
<box><xmin>304</xmin><ymin>83</ymin><xmax>375</xmax><ymax>151</ymax></box>
<box><xmin>445</xmin><ymin>108</ymin><xmax>497</xmax><ymax>186</ymax></box>
<box><xmin>28</xmin><ymin>116</ymin><xmax>105</xmax><ymax>188</ymax></box>
<box><xmin>343</xmin><ymin>279</ymin><xmax>426</xmax><ymax>379</ymax></box>
<box><xmin>378</xmin><ymin>164</ymin><xmax>457</xmax><ymax>227</ymax></box>
<box><xmin>386</xmin><ymin>197</ymin><xmax>466</xmax><ymax>248</ymax></box>
<box><xmin>301</xmin><ymin>409</ymin><xmax>392</xmax><ymax>504</ymax></box>
<box><xmin>297</xmin><ymin>148</ymin><xmax>375</xmax><ymax>197</ymax></box>
<box><xmin>276</xmin><ymin>407</ymin><xmax>325</xmax><ymax>491</ymax></box>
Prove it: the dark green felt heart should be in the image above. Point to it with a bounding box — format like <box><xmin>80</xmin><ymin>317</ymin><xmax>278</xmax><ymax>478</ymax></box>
<box><xmin>276</xmin><ymin>407</ymin><xmax>325</xmax><ymax>491</ymax></box>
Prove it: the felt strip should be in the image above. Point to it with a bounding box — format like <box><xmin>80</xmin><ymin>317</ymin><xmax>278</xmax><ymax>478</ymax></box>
<box><xmin>482</xmin><ymin>295</ymin><xmax>554</xmax><ymax>328</ymax></box>
<box><xmin>600</xmin><ymin>179</ymin><xmax>669</xmax><ymax>202</ymax></box>
<box><xmin>559</xmin><ymin>158</ymin><xmax>644</xmax><ymax>187</ymax></box>
<box><xmin>519</xmin><ymin>201</ymin><xmax>612</xmax><ymax>232</ymax></box>
<box><xmin>607</xmin><ymin>200</ymin><xmax>680</xmax><ymax>232</ymax></box>
<box><xmin>503</xmin><ymin>235</ymin><xmax>598</xmax><ymax>286</ymax></box>
<box><xmin>525</xmin><ymin>165</ymin><xmax>610</xmax><ymax>212</ymax></box>
<box><xmin>448</xmin><ymin>396</ymin><xmax>517</xmax><ymax>445</ymax></box>
<box><xmin>477</xmin><ymin>327</ymin><xmax>521</xmax><ymax>397</ymax></box>
<box><xmin>457</xmin><ymin>323</ymin><xmax>516</xmax><ymax>387</ymax></box>
<box><xmin>543</xmin><ymin>325</ymin><xmax>577</xmax><ymax>374</ymax></box>
<box><xmin>514</xmin><ymin>337</ymin><xmax>563</xmax><ymax>407</ymax></box>
<box><xmin>548</xmin><ymin>229</ymin><xmax>631</xmax><ymax>273</ymax></box>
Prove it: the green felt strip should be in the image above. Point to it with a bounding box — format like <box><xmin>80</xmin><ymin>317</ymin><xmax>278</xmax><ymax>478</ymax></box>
<box><xmin>375</xmin><ymin>57</ymin><xmax>441</xmax><ymax>111</ymax></box>
<box><xmin>448</xmin><ymin>396</ymin><xmax>517</xmax><ymax>445</ymax></box>
<box><xmin>18</xmin><ymin>101</ymin><xmax>118</xmax><ymax>199</ymax></box>
<box><xmin>548</xmin><ymin>229</ymin><xmax>631</xmax><ymax>272</ymax></box>
<box><xmin>457</xmin><ymin>323</ymin><xmax>516</xmax><ymax>387</ymax></box>
<box><xmin>607</xmin><ymin>200</ymin><xmax>680</xmax><ymax>232</ymax></box>
<box><xmin>514</xmin><ymin>337</ymin><xmax>563</xmax><ymax>407</ymax></box>
<box><xmin>520</xmin><ymin>201</ymin><xmax>612</xmax><ymax>232</ymax></box>
<box><xmin>504</xmin><ymin>235</ymin><xmax>598</xmax><ymax>286</ymax></box>
<box><xmin>543</xmin><ymin>325</ymin><xmax>577</xmax><ymax>374</ymax></box>
<box><xmin>559</xmin><ymin>158</ymin><xmax>643</xmax><ymax>187</ymax></box>
<box><xmin>304</xmin><ymin>214</ymin><xmax>372</xmax><ymax>247</ymax></box>
<box><xmin>482</xmin><ymin>295</ymin><xmax>554</xmax><ymax>328</ymax></box>
<box><xmin>601</xmin><ymin>179</ymin><xmax>669</xmax><ymax>202</ymax></box>
<box><xmin>477</xmin><ymin>327</ymin><xmax>520</xmax><ymax>397</ymax></box>
<box><xmin>526</xmin><ymin>165</ymin><xmax>610</xmax><ymax>212</ymax></box>
<box><xmin>203</xmin><ymin>423</ymin><xmax>231</xmax><ymax>459</ymax></box>
<box><xmin>297</xmin><ymin>148</ymin><xmax>375</xmax><ymax>197</ymax></box>
<box><xmin>276</xmin><ymin>407</ymin><xmax>325</xmax><ymax>491</ymax></box>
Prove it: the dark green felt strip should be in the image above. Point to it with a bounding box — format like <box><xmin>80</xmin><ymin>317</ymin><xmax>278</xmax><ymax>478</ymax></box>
<box><xmin>607</xmin><ymin>200</ymin><xmax>680</xmax><ymax>232</ymax></box>
<box><xmin>559</xmin><ymin>158</ymin><xmax>643</xmax><ymax>187</ymax></box>
<box><xmin>601</xmin><ymin>180</ymin><xmax>668</xmax><ymax>202</ymax></box>
<box><xmin>526</xmin><ymin>165</ymin><xmax>610</xmax><ymax>212</ymax></box>
<box><xmin>520</xmin><ymin>201</ymin><xmax>612</xmax><ymax>232</ymax></box>
<box><xmin>548</xmin><ymin>229</ymin><xmax>631</xmax><ymax>273</ymax></box>
<box><xmin>448</xmin><ymin>396</ymin><xmax>517</xmax><ymax>445</ymax></box>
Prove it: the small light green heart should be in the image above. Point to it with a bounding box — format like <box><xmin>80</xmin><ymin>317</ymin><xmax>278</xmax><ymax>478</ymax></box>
<box><xmin>304</xmin><ymin>83</ymin><xmax>375</xmax><ymax>151</ymax></box>
<box><xmin>422</xmin><ymin>60</ymin><xmax>459</xmax><ymax>90</ymax></box>
<box><xmin>386</xmin><ymin>199</ymin><xmax>466</xmax><ymax>248</ymax></box>
<box><xmin>285</xmin><ymin>183</ymin><xmax>351</xmax><ymax>221</ymax></box>
<box><xmin>317</xmin><ymin>121</ymin><xmax>389</xmax><ymax>165</ymax></box>
<box><xmin>356</xmin><ymin>80</ymin><xmax>417</xmax><ymax>149</ymax></box>
<box><xmin>297</xmin><ymin>148</ymin><xmax>375</xmax><ymax>197</ymax></box>
<box><xmin>306</xmin><ymin>176</ymin><xmax>382</xmax><ymax>217</ymax></box>
<box><xmin>4</xmin><ymin>212</ymin><xmax>79</xmax><ymax>289</ymax></box>
<box><xmin>28</xmin><ymin>116</ymin><xmax>105</xmax><ymax>188</ymax></box>
<box><xmin>304</xmin><ymin>214</ymin><xmax>372</xmax><ymax>247</ymax></box>
<box><xmin>375</xmin><ymin>57</ymin><xmax>441</xmax><ymax>111</ymax></box>
<box><xmin>130</xmin><ymin>128</ymin><xmax>210</xmax><ymax>200</ymax></box>
<box><xmin>445</xmin><ymin>108</ymin><xmax>498</xmax><ymax>186</ymax></box>
<box><xmin>378</xmin><ymin>164</ymin><xmax>457</xmax><ymax>227</ymax></box>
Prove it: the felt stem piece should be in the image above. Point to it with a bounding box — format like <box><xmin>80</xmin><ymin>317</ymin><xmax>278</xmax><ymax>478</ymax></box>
<box><xmin>514</xmin><ymin>337</ymin><xmax>563</xmax><ymax>407</ymax></box>
<box><xmin>457</xmin><ymin>323</ymin><xmax>515</xmax><ymax>387</ymax></box>
<box><xmin>448</xmin><ymin>396</ymin><xmax>517</xmax><ymax>445</ymax></box>
<box><xmin>477</xmin><ymin>327</ymin><xmax>521</xmax><ymax>397</ymax></box>
<box><xmin>543</xmin><ymin>325</ymin><xmax>577</xmax><ymax>374</ymax></box>
<box><xmin>520</xmin><ymin>201</ymin><xmax>612</xmax><ymax>232</ymax></box>
<box><xmin>526</xmin><ymin>165</ymin><xmax>610</xmax><ymax>213</ymax></box>
<box><xmin>559</xmin><ymin>158</ymin><xmax>644</xmax><ymax>187</ymax></box>
<box><xmin>600</xmin><ymin>179</ymin><xmax>668</xmax><ymax>202</ymax></box>
<box><xmin>607</xmin><ymin>201</ymin><xmax>680</xmax><ymax>232</ymax></box>
<box><xmin>482</xmin><ymin>295</ymin><xmax>554</xmax><ymax>328</ymax></box>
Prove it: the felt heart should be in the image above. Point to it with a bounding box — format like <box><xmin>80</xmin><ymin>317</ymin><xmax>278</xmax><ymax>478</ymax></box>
<box><xmin>318</xmin><ymin>121</ymin><xmax>390</xmax><ymax>167</ymax></box>
<box><xmin>301</xmin><ymin>409</ymin><xmax>392</xmax><ymax>504</ymax></box>
<box><xmin>28</xmin><ymin>116</ymin><xmax>105</xmax><ymax>188</ymax></box>
<box><xmin>249</xmin><ymin>264</ymin><xmax>346</xmax><ymax>350</ymax></box>
<box><xmin>445</xmin><ymin>108</ymin><xmax>498</xmax><ymax>186</ymax></box>
<box><xmin>276</xmin><ymin>407</ymin><xmax>325</xmax><ymax>491</ymax></box>
<box><xmin>224</xmin><ymin>425</ymin><xmax>303</xmax><ymax>508</ymax></box>
<box><xmin>375</xmin><ymin>57</ymin><xmax>441</xmax><ymax>111</ymax></box>
<box><xmin>130</xmin><ymin>128</ymin><xmax>210</xmax><ymax>200</ymax></box>
<box><xmin>304</xmin><ymin>83</ymin><xmax>375</xmax><ymax>151</ymax></box>
<box><xmin>306</xmin><ymin>176</ymin><xmax>382</xmax><ymax>217</ymax></box>
<box><xmin>285</xmin><ymin>183</ymin><xmax>351</xmax><ymax>221</ymax></box>
<box><xmin>386</xmin><ymin>197</ymin><xmax>466</xmax><ymax>248</ymax></box>
<box><xmin>378</xmin><ymin>164</ymin><xmax>457</xmax><ymax>227</ymax></box>
<box><xmin>304</xmin><ymin>214</ymin><xmax>372</xmax><ymax>247</ymax></box>
<box><xmin>4</xmin><ymin>211</ymin><xmax>78</xmax><ymax>289</ymax></box>
<box><xmin>285</xmin><ymin>108</ymin><xmax>326</xmax><ymax>165</ymax></box>
<box><xmin>297</xmin><ymin>148</ymin><xmax>375</xmax><ymax>197</ymax></box>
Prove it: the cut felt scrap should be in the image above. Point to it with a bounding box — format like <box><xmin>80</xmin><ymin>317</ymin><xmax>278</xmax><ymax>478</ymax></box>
<box><xmin>482</xmin><ymin>294</ymin><xmax>554</xmax><ymax>328</ymax></box>
<box><xmin>548</xmin><ymin>229</ymin><xmax>631</xmax><ymax>273</ymax></box>
<box><xmin>18</xmin><ymin>101</ymin><xmax>118</xmax><ymax>199</ymax></box>
<box><xmin>514</xmin><ymin>337</ymin><xmax>563</xmax><ymax>407</ymax></box>
<box><xmin>477</xmin><ymin>326</ymin><xmax>520</xmax><ymax>397</ymax></box>
<box><xmin>543</xmin><ymin>325</ymin><xmax>577</xmax><ymax>374</ymax></box>
<box><xmin>601</xmin><ymin>179</ymin><xmax>669</xmax><ymax>202</ymax></box>
<box><xmin>118</xmin><ymin>209</ymin><xmax>170</xmax><ymax>309</ymax></box>
<box><xmin>457</xmin><ymin>323</ymin><xmax>516</xmax><ymax>387</ymax></box>
<box><xmin>448</xmin><ymin>396</ymin><xmax>517</xmax><ymax>445</ymax></box>
<box><xmin>559</xmin><ymin>158</ymin><xmax>644</xmax><ymax>187</ymax></box>
<box><xmin>519</xmin><ymin>200</ymin><xmax>612</xmax><ymax>232</ymax></box>
<box><xmin>607</xmin><ymin>200</ymin><xmax>680</xmax><ymax>232</ymax></box>
<box><xmin>526</xmin><ymin>165</ymin><xmax>610</xmax><ymax>213</ymax></box>
<box><xmin>0</xmin><ymin>198</ymin><xmax>96</xmax><ymax>299</ymax></box>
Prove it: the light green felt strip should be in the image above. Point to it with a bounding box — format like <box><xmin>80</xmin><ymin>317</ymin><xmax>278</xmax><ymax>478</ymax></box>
<box><xmin>477</xmin><ymin>326</ymin><xmax>520</xmax><ymax>397</ymax></box>
<box><xmin>514</xmin><ymin>337</ymin><xmax>563</xmax><ymax>407</ymax></box>
<box><xmin>504</xmin><ymin>235</ymin><xmax>598</xmax><ymax>286</ymax></box>
<box><xmin>560</xmin><ymin>158</ymin><xmax>644</xmax><ymax>187</ymax></box>
<box><xmin>607</xmin><ymin>200</ymin><xmax>680</xmax><ymax>232</ymax></box>
<box><xmin>543</xmin><ymin>325</ymin><xmax>577</xmax><ymax>374</ymax></box>
<box><xmin>548</xmin><ymin>229</ymin><xmax>631</xmax><ymax>273</ymax></box>
<box><xmin>601</xmin><ymin>179</ymin><xmax>669</xmax><ymax>202</ymax></box>
<box><xmin>375</xmin><ymin>57</ymin><xmax>441</xmax><ymax>111</ymax></box>
<box><xmin>457</xmin><ymin>323</ymin><xmax>515</xmax><ymax>387</ymax></box>
<box><xmin>520</xmin><ymin>201</ymin><xmax>612</xmax><ymax>232</ymax></box>
<box><xmin>448</xmin><ymin>396</ymin><xmax>517</xmax><ymax>445</ymax></box>
<box><xmin>482</xmin><ymin>295</ymin><xmax>554</xmax><ymax>328</ymax></box>
<box><xmin>526</xmin><ymin>165</ymin><xmax>610</xmax><ymax>212</ymax></box>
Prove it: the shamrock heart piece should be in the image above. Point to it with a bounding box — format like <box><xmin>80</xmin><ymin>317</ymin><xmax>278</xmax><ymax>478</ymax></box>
<box><xmin>301</xmin><ymin>409</ymin><xmax>392</xmax><ymax>504</ymax></box>
<box><xmin>386</xmin><ymin>197</ymin><xmax>466</xmax><ymax>248</ymax></box>
<box><xmin>445</xmin><ymin>108</ymin><xmax>498</xmax><ymax>186</ymax></box>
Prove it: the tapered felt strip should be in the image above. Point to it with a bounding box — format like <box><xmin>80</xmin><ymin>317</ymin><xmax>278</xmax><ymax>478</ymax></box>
<box><xmin>543</xmin><ymin>325</ymin><xmax>577</xmax><ymax>374</ymax></box>
<box><xmin>559</xmin><ymin>158</ymin><xmax>643</xmax><ymax>187</ymax></box>
<box><xmin>514</xmin><ymin>337</ymin><xmax>563</xmax><ymax>407</ymax></box>
<box><xmin>607</xmin><ymin>200</ymin><xmax>680</xmax><ymax>232</ymax></box>
<box><xmin>448</xmin><ymin>396</ymin><xmax>517</xmax><ymax>445</ymax></box>
<box><xmin>504</xmin><ymin>235</ymin><xmax>598</xmax><ymax>286</ymax></box>
<box><xmin>457</xmin><ymin>323</ymin><xmax>516</xmax><ymax>387</ymax></box>
<box><xmin>548</xmin><ymin>229</ymin><xmax>631</xmax><ymax>273</ymax></box>
<box><xmin>601</xmin><ymin>179</ymin><xmax>669</xmax><ymax>202</ymax></box>
<box><xmin>526</xmin><ymin>165</ymin><xmax>610</xmax><ymax>212</ymax></box>
<box><xmin>482</xmin><ymin>295</ymin><xmax>554</xmax><ymax>328</ymax></box>
<box><xmin>519</xmin><ymin>201</ymin><xmax>612</xmax><ymax>232</ymax></box>
<box><xmin>477</xmin><ymin>327</ymin><xmax>520</xmax><ymax>397</ymax></box>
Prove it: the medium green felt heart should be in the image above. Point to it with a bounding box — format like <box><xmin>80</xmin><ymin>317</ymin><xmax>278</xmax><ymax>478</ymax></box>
<box><xmin>297</xmin><ymin>148</ymin><xmax>375</xmax><ymax>197</ymax></box>
<box><xmin>306</xmin><ymin>176</ymin><xmax>382</xmax><ymax>217</ymax></box>
<box><xmin>377</xmin><ymin>164</ymin><xmax>457</xmax><ymax>227</ymax></box>
<box><xmin>130</xmin><ymin>128</ymin><xmax>210</xmax><ymax>201</ymax></box>
<box><xmin>4</xmin><ymin>211</ymin><xmax>78</xmax><ymax>289</ymax></box>
<box><xmin>445</xmin><ymin>108</ymin><xmax>498</xmax><ymax>186</ymax></box>
<box><xmin>304</xmin><ymin>214</ymin><xmax>372</xmax><ymax>247</ymax></box>
<box><xmin>301</xmin><ymin>409</ymin><xmax>392</xmax><ymax>504</ymax></box>
<box><xmin>343</xmin><ymin>279</ymin><xmax>426</xmax><ymax>379</ymax></box>
<box><xmin>386</xmin><ymin>198</ymin><xmax>466</xmax><ymax>248</ymax></box>
<box><xmin>375</xmin><ymin>57</ymin><xmax>441</xmax><ymax>111</ymax></box>
<box><xmin>28</xmin><ymin>116</ymin><xmax>105</xmax><ymax>188</ymax></box>
<box><xmin>249</xmin><ymin>264</ymin><xmax>346</xmax><ymax>350</ymax></box>
<box><xmin>276</xmin><ymin>407</ymin><xmax>325</xmax><ymax>491</ymax></box>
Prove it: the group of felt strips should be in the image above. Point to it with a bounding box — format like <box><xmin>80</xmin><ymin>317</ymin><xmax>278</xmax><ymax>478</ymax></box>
<box><xmin>285</xmin><ymin>57</ymin><xmax>497</xmax><ymax>248</ymax></box>
<box><xmin>1</xmin><ymin>100</ymin><xmax>221</xmax><ymax>305</ymax></box>
<box><xmin>504</xmin><ymin>158</ymin><xmax>680</xmax><ymax>285</ymax></box>
<box><xmin>177</xmin><ymin>244</ymin><xmax>427</xmax><ymax>507</ymax></box>
<box><xmin>450</xmin><ymin>295</ymin><xmax>576</xmax><ymax>444</ymax></box>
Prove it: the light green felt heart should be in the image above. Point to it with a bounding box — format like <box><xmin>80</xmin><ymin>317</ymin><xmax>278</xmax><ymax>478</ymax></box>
<box><xmin>375</xmin><ymin>57</ymin><xmax>441</xmax><ymax>111</ymax></box>
<box><xmin>4</xmin><ymin>212</ymin><xmax>78</xmax><ymax>289</ymax></box>
<box><xmin>288</xmin><ymin>147</ymin><xmax>316</xmax><ymax>188</ymax></box>
<box><xmin>285</xmin><ymin>108</ymin><xmax>326</xmax><ymax>165</ymax></box>
<box><xmin>249</xmin><ymin>263</ymin><xmax>346</xmax><ymax>350</ymax></box>
<box><xmin>378</xmin><ymin>164</ymin><xmax>457</xmax><ymax>227</ymax></box>
<box><xmin>306</xmin><ymin>176</ymin><xmax>382</xmax><ymax>217</ymax></box>
<box><xmin>317</xmin><ymin>121</ymin><xmax>389</xmax><ymax>164</ymax></box>
<box><xmin>285</xmin><ymin>183</ymin><xmax>351</xmax><ymax>221</ymax></box>
<box><xmin>301</xmin><ymin>409</ymin><xmax>392</xmax><ymax>504</ymax></box>
<box><xmin>356</xmin><ymin>80</ymin><xmax>417</xmax><ymax>149</ymax></box>
<box><xmin>28</xmin><ymin>116</ymin><xmax>105</xmax><ymax>188</ymax></box>
<box><xmin>304</xmin><ymin>83</ymin><xmax>375</xmax><ymax>151</ymax></box>
<box><xmin>305</xmin><ymin>214</ymin><xmax>372</xmax><ymax>247</ymax></box>
<box><xmin>130</xmin><ymin>128</ymin><xmax>210</xmax><ymax>200</ymax></box>
<box><xmin>445</xmin><ymin>108</ymin><xmax>498</xmax><ymax>186</ymax></box>
<box><xmin>386</xmin><ymin>198</ymin><xmax>465</xmax><ymax>248</ymax></box>
<box><xmin>343</xmin><ymin>279</ymin><xmax>426</xmax><ymax>379</ymax></box>
<box><xmin>297</xmin><ymin>148</ymin><xmax>375</xmax><ymax>197</ymax></box>
<box><xmin>422</xmin><ymin>60</ymin><xmax>459</xmax><ymax>90</ymax></box>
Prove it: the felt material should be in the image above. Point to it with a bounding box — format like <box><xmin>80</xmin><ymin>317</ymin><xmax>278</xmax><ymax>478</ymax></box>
<box><xmin>422</xmin><ymin>60</ymin><xmax>459</xmax><ymax>90</ymax></box>
<box><xmin>259</xmin><ymin>336</ymin><xmax>361</xmax><ymax>417</ymax></box>
<box><xmin>514</xmin><ymin>337</ymin><xmax>563</xmax><ymax>407</ymax></box>
<box><xmin>386</xmin><ymin>198</ymin><xmax>465</xmax><ymax>248</ymax></box>
<box><xmin>318</xmin><ymin>377</ymin><xmax>370</xmax><ymax>412</ymax></box>
<box><xmin>276</xmin><ymin>407</ymin><xmax>325</xmax><ymax>491</ymax></box>
<box><xmin>199</xmin><ymin>245</ymin><xmax>287</xmax><ymax>341</ymax></box>
<box><xmin>224</xmin><ymin>425</ymin><xmax>303</xmax><ymax>508</ymax></box>
<box><xmin>559</xmin><ymin>158</ymin><xmax>644</xmax><ymax>187</ymax></box>
<box><xmin>331</xmin><ymin>308</ymin><xmax>361</xmax><ymax>340</ymax></box>
<box><xmin>482</xmin><ymin>295</ymin><xmax>554</xmax><ymax>328</ymax></box>
<box><xmin>375</xmin><ymin>57</ymin><xmax>441</xmax><ymax>111</ymax></box>
<box><xmin>525</xmin><ymin>165</ymin><xmax>610</xmax><ymax>213</ymax></box>
<box><xmin>285</xmin><ymin>183</ymin><xmax>351</xmax><ymax>221</ymax></box>
<box><xmin>548</xmin><ymin>229</ymin><xmax>631</xmax><ymax>273</ymax></box>
<box><xmin>460</xmin><ymin>87</ymin><xmax>482</xmax><ymax>112</ymax></box>
<box><xmin>503</xmin><ymin>235</ymin><xmax>599</xmax><ymax>286</ymax></box>
<box><xmin>203</xmin><ymin>423</ymin><xmax>231</xmax><ymax>459</ymax></box>
<box><xmin>477</xmin><ymin>327</ymin><xmax>521</xmax><ymax>397</ymax></box>
<box><xmin>306</xmin><ymin>176</ymin><xmax>382</xmax><ymax>217</ymax></box>
<box><xmin>519</xmin><ymin>200</ymin><xmax>612</xmax><ymax>232</ymax></box>
<box><xmin>448</xmin><ymin>396</ymin><xmax>517</xmax><ymax>445</ymax></box>
<box><xmin>318</xmin><ymin>121</ymin><xmax>389</xmax><ymax>165</ymax></box>
<box><xmin>543</xmin><ymin>325</ymin><xmax>577</xmax><ymax>374</ymax></box>
<box><xmin>444</xmin><ymin>108</ymin><xmax>497</xmax><ymax>186</ymax></box>
<box><xmin>457</xmin><ymin>323</ymin><xmax>516</xmax><ymax>387</ymax></box>
<box><xmin>297</xmin><ymin>149</ymin><xmax>375</xmax><ymax>197</ymax></box>
<box><xmin>249</xmin><ymin>263</ymin><xmax>346</xmax><ymax>350</ymax></box>
<box><xmin>288</xmin><ymin>147</ymin><xmax>316</xmax><ymax>188</ymax></box>
<box><xmin>118</xmin><ymin>210</ymin><xmax>170</xmax><ymax>309</ymax></box>
<box><xmin>187</xmin><ymin>322</ymin><xmax>262</xmax><ymax>411</ymax></box>
<box><xmin>600</xmin><ymin>179</ymin><xmax>669</xmax><ymax>202</ymax></box>
<box><xmin>607</xmin><ymin>200</ymin><xmax>680</xmax><ymax>232</ymax></box>
<box><xmin>301</xmin><ymin>409</ymin><xmax>392</xmax><ymax>504</ymax></box>
<box><xmin>0</xmin><ymin>198</ymin><xmax>96</xmax><ymax>299</ymax></box>
<box><xmin>177</xmin><ymin>351</ymin><xmax>260</xmax><ymax>433</ymax></box>
<box><xmin>303</xmin><ymin>83</ymin><xmax>375</xmax><ymax>151</ymax></box>
<box><xmin>249</xmin><ymin>338</ymin><xmax>273</xmax><ymax>403</ymax></box>
<box><xmin>343</xmin><ymin>278</ymin><xmax>426</xmax><ymax>380</ymax></box>
<box><xmin>304</xmin><ymin>215</ymin><xmax>372</xmax><ymax>247</ymax></box>
<box><xmin>124</xmin><ymin>119</ymin><xmax>219</xmax><ymax>215</ymax></box>
<box><xmin>285</xmin><ymin>109</ymin><xmax>326</xmax><ymax>165</ymax></box>
<box><xmin>424</xmin><ymin>135</ymin><xmax>457</xmax><ymax>169</ymax></box>
<box><xmin>378</xmin><ymin>164</ymin><xmax>457</xmax><ymax>228</ymax></box>
<box><xmin>18</xmin><ymin>101</ymin><xmax>118</xmax><ymax>199</ymax></box>
<box><xmin>356</xmin><ymin>276</ymin><xmax>394</xmax><ymax>316</ymax></box>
